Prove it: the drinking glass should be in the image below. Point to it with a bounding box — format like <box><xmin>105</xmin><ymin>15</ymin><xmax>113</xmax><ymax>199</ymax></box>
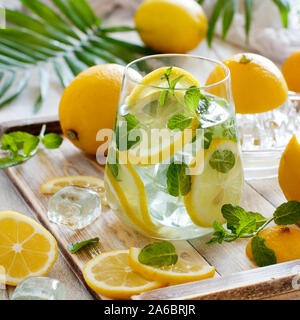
<box><xmin>104</xmin><ymin>54</ymin><xmax>244</xmax><ymax>240</ymax></box>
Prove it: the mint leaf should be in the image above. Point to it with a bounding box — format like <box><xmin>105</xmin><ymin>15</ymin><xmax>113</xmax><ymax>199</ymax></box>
<box><xmin>161</xmin><ymin>67</ymin><xmax>172</xmax><ymax>80</ymax></box>
<box><xmin>209</xmin><ymin>149</ymin><xmax>236</xmax><ymax>173</ymax></box>
<box><xmin>42</xmin><ymin>133</ymin><xmax>63</xmax><ymax>149</ymax></box>
<box><xmin>159</xmin><ymin>90</ymin><xmax>169</xmax><ymax>106</ymax></box>
<box><xmin>207</xmin><ymin>221</ymin><xmax>237</xmax><ymax>244</ymax></box>
<box><xmin>68</xmin><ymin>237</ymin><xmax>99</xmax><ymax>254</ymax></box>
<box><xmin>138</xmin><ymin>241</ymin><xmax>178</xmax><ymax>267</ymax></box>
<box><xmin>248</xmin><ymin>211</ymin><xmax>267</xmax><ymax>229</ymax></box>
<box><xmin>251</xmin><ymin>236</ymin><xmax>277</xmax><ymax>267</ymax></box>
<box><xmin>184</xmin><ymin>86</ymin><xmax>201</xmax><ymax>113</ymax></box>
<box><xmin>222</xmin><ymin>204</ymin><xmax>257</xmax><ymax>236</ymax></box>
<box><xmin>0</xmin><ymin>155</ymin><xmax>28</xmax><ymax>170</ymax></box>
<box><xmin>170</xmin><ymin>75</ymin><xmax>184</xmax><ymax>90</ymax></box>
<box><xmin>116</xmin><ymin>113</ymin><xmax>141</xmax><ymax>151</ymax></box>
<box><xmin>204</xmin><ymin>130</ymin><xmax>213</xmax><ymax>149</ymax></box>
<box><xmin>166</xmin><ymin>162</ymin><xmax>191</xmax><ymax>197</ymax></box>
<box><xmin>1</xmin><ymin>133</ymin><xmax>19</xmax><ymax>154</ymax></box>
<box><xmin>167</xmin><ymin>113</ymin><xmax>192</xmax><ymax>131</ymax></box>
<box><xmin>23</xmin><ymin>135</ymin><xmax>40</xmax><ymax>155</ymax></box>
<box><xmin>273</xmin><ymin>201</ymin><xmax>300</xmax><ymax>225</ymax></box>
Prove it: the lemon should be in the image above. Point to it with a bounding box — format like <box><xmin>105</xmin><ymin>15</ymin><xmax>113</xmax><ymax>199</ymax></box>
<box><xmin>105</xmin><ymin>164</ymin><xmax>160</xmax><ymax>237</ymax></box>
<box><xmin>278</xmin><ymin>135</ymin><xmax>300</xmax><ymax>201</ymax></box>
<box><xmin>134</xmin><ymin>0</ymin><xmax>207</xmax><ymax>53</ymax></box>
<box><xmin>184</xmin><ymin>138</ymin><xmax>244</xmax><ymax>227</ymax></box>
<box><xmin>129</xmin><ymin>247</ymin><xmax>215</xmax><ymax>284</ymax></box>
<box><xmin>206</xmin><ymin>53</ymin><xmax>288</xmax><ymax>114</ymax></box>
<box><xmin>41</xmin><ymin>175</ymin><xmax>107</xmax><ymax>205</ymax></box>
<box><xmin>83</xmin><ymin>249</ymin><xmax>165</xmax><ymax>299</ymax></box>
<box><xmin>282</xmin><ymin>50</ymin><xmax>300</xmax><ymax>93</ymax></box>
<box><xmin>120</xmin><ymin>66</ymin><xmax>200</xmax><ymax>166</ymax></box>
<box><xmin>0</xmin><ymin>211</ymin><xmax>57</xmax><ymax>286</ymax></box>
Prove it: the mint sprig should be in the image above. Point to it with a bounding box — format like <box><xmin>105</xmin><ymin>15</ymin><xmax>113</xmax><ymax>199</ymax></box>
<box><xmin>167</xmin><ymin>114</ymin><xmax>193</xmax><ymax>131</ymax></box>
<box><xmin>208</xmin><ymin>201</ymin><xmax>300</xmax><ymax>267</ymax></box>
<box><xmin>166</xmin><ymin>162</ymin><xmax>191</xmax><ymax>197</ymax></box>
<box><xmin>68</xmin><ymin>237</ymin><xmax>99</xmax><ymax>254</ymax></box>
<box><xmin>0</xmin><ymin>125</ymin><xmax>63</xmax><ymax>169</ymax></box>
<box><xmin>138</xmin><ymin>241</ymin><xmax>178</xmax><ymax>267</ymax></box>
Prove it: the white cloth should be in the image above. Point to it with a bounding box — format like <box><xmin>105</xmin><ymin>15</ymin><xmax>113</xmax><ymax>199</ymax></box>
<box><xmin>203</xmin><ymin>0</ymin><xmax>300</xmax><ymax>63</ymax></box>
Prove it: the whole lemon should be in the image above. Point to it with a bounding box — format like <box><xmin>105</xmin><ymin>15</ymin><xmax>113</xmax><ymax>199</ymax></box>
<box><xmin>206</xmin><ymin>53</ymin><xmax>288</xmax><ymax>114</ymax></box>
<box><xmin>134</xmin><ymin>0</ymin><xmax>207</xmax><ymax>53</ymax></box>
<box><xmin>59</xmin><ymin>64</ymin><xmax>127</xmax><ymax>155</ymax></box>
<box><xmin>282</xmin><ymin>50</ymin><xmax>300</xmax><ymax>93</ymax></box>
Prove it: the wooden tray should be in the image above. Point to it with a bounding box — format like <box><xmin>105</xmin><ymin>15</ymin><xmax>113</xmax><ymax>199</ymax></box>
<box><xmin>1</xmin><ymin>117</ymin><xmax>299</xmax><ymax>300</ymax></box>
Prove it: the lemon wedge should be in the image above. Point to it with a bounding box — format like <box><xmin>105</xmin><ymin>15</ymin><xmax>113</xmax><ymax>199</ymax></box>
<box><xmin>184</xmin><ymin>138</ymin><xmax>244</xmax><ymax>227</ymax></box>
<box><xmin>83</xmin><ymin>249</ymin><xmax>165</xmax><ymax>299</ymax></box>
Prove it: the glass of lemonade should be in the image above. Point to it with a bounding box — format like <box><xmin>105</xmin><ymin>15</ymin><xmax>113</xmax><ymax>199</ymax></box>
<box><xmin>104</xmin><ymin>54</ymin><xmax>244</xmax><ymax>240</ymax></box>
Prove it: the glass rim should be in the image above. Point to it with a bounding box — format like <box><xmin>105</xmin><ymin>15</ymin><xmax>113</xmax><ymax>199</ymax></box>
<box><xmin>124</xmin><ymin>53</ymin><xmax>231</xmax><ymax>91</ymax></box>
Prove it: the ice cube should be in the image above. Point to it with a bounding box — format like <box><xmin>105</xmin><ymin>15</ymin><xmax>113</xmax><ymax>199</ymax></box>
<box><xmin>11</xmin><ymin>277</ymin><xmax>66</xmax><ymax>300</ymax></box>
<box><xmin>48</xmin><ymin>186</ymin><xmax>101</xmax><ymax>229</ymax></box>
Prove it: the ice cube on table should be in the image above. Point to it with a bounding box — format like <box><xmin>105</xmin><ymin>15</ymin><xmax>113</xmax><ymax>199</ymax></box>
<box><xmin>11</xmin><ymin>277</ymin><xmax>66</xmax><ymax>300</ymax></box>
<box><xmin>48</xmin><ymin>186</ymin><xmax>102</xmax><ymax>229</ymax></box>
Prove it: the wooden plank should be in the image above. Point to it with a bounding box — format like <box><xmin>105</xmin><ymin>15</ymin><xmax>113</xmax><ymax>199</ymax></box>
<box><xmin>1</xmin><ymin>122</ymin><xmax>216</xmax><ymax>299</ymax></box>
<box><xmin>132</xmin><ymin>259</ymin><xmax>300</xmax><ymax>300</ymax></box>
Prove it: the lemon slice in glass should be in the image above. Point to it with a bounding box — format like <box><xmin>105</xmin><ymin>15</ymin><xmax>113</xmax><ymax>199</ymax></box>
<box><xmin>184</xmin><ymin>138</ymin><xmax>244</xmax><ymax>227</ymax></box>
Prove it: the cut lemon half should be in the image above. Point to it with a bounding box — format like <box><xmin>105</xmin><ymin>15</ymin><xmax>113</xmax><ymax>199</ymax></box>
<box><xmin>41</xmin><ymin>176</ymin><xmax>107</xmax><ymax>205</ymax></box>
<box><xmin>184</xmin><ymin>138</ymin><xmax>243</xmax><ymax>227</ymax></box>
<box><xmin>129</xmin><ymin>247</ymin><xmax>215</xmax><ymax>285</ymax></box>
<box><xmin>119</xmin><ymin>67</ymin><xmax>200</xmax><ymax>166</ymax></box>
<box><xmin>83</xmin><ymin>249</ymin><xmax>165</xmax><ymax>299</ymax></box>
<box><xmin>0</xmin><ymin>211</ymin><xmax>57</xmax><ymax>286</ymax></box>
<box><xmin>105</xmin><ymin>163</ymin><xmax>159</xmax><ymax>237</ymax></box>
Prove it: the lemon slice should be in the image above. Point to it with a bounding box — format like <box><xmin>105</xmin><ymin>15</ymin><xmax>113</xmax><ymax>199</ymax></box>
<box><xmin>184</xmin><ymin>138</ymin><xmax>244</xmax><ymax>227</ymax></box>
<box><xmin>129</xmin><ymin>247</ymin><xmax>215</xmax><ymax>285</ymax></box>
<box><xmin>119</xmin><ymin>67</ymin><xmax>200</xmax><ymax>166</ymax></box>
<box><xmin>83</xmin><ymin>249</ymin><xmax>165</xmax><ymax>299</ymax></box>
<box><xmin>0</xmin><ymin>211</ymin><xmax>57</xmax><ymax>285</ymax></box>
<box><xmin>41</xmin><ymin>176</ymin><xmax>107</xmax><ymax>205</ymax></box>
<box><xmin>105</xmin><ymin>164</ymin><xmax>160</xmax><ymax>237</ymax></box>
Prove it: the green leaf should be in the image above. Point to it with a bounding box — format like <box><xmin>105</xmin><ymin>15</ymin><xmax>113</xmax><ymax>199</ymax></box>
<box><xmin>272</xmin><ymin>0</ymin><xmax>290</xmax><ymax>28</ymax></box>
<box><xmin>116</xmin><ymin>114</ymin><xmax>141</xmax><ymax>151</ymax></box>
<box><xmin>207</xmin><ymin>0</ymin><xmax>227</xmax><ymax>47</ymax></box>
<box><xmin>53</xmin><ymin>60</ymin><xmax>72</xmax><ymax>88</ymax></box>
<box><xmin>207</xmin><ymin>221</ymin><xmax>238</xmax><ymax>244</ymax></box>
<box><xmin>244</xmin><ymin>0</ymin><xmax>254</xmax><ymax>40</ymax></box>
<box><xmin>82</xmin><ymin>45</ymin><xmax>123</xmax><ymax>65</ymax></box>
<box><xmin>273</xmin><ymin>201</ymin><xmax>300</xmax><ymax>225</ymax></box>
<box><xmin>251</xmin><ymin>236</ymin><xmax>277</xmax><ymax>267</ymax></box>
<box><xmin>166</xmin><ymin>162</ymin><xmax>191</xmax><ymax>197</ymax></box>
<box><xmin>69</xmin><ymin>0</ymin><xmax>100</xmax><ymax>28</ymax></box>
<box><xmin>184</xmin><ymin>86</ymin><xmax>201</xmax><ymax>113</ymax></box>
<box><xmin>138</xmin><ymin>241</ymin><xmax>178</xmax><ymax>267</ymax></box>
<box><xmin>222</xmin><ymin>0</ymin><xmax>238</xmax><ymax>40</ymax></box>
<box><xmin>0</xmin><ymin>70</ymin><xmax>30</xmax><ymax>109</ymax></box>
<box><xmin>100</xmin><ymin>26</ymin><xmax>136</xmax><ymax>33</ymax></box>
<box><xmin>169</xmin><ymin>75</ymin><xmax>184</xmax><ymax>90</ymax></box>
<box><xmin>42</xmin><ymin>133</ymin><xmax>63</xmax><ymax>149</ymax></box>
<box><xmin>167</xmin><ymin>113</ymin><xmax>192</xmax><ymax>131</ymax></box>
<box><xmin>34</xmin><ymin>65</ymin><xmax>49</xmax><ymax>114</ymax></box>
<box><xmin>0</xmin><ymin>43</ymin><xmax>36</xmax><ymax>64</ymax></box>
<box><xmin>158</xmin><ymin>90</ymin><xmax>169</xmax><ymax>106</ymax></box>
<box><xmin>64</xmin><ymin>56</ymin><xmax>87</xmax><ymax>76</ymax></box>
<box><xmin>68</xmin><ymin>237</ymin><xmax>99</xmax><ymax>254</ymax></box>
<box><xmin>209</xmin><ymin>149</ymin><xmax>236</xmax><ymax>173</ymax></box>
<box><xmin>0</xmin><ymin>154</ymin><xmax>29</xmax><ymax>170</ymax></box>
<box><xmin>0</xmin><ymin>71</ymin><xmax>15</xmax><ymax>99</ymax></box>
<box><xmin>22</xmin><ymin>135</ymin><xmax>40</xmax><ymax>156</ymax></box>
<box><xmin>74</xmin><ymin>50</ymin><xmax>104</xmax><ymax>67</ymax></box>
<box><xmin>248</xmin><ymin>211</ymin><xmax>267</xmax><ymax>229</ymax></box>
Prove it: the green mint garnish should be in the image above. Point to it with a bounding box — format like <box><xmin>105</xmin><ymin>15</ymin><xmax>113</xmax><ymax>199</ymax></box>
<box><xmin>116</xmin><ymin>113</ymin><xmax>141</xmax><ymax>151</ymax></box>
<box><xmin>184</xmin><ymin>86</ymin><xmax>201</xmax><ymax>113</ymax></box>
<box><xmin>159</xmin><ymin>90</ymin><xmax>169</xmax><ymax>106</ymax></box>
<box><xmin>251</xmin><ymin>236</ymin><xmax>277</xmax><ymax>267</ymax></box>
<box><xmin>167</xmin><ymin>113</ymin><xmax>193</xmax><ymax>131</ymax></box>
<box><xmin>68</xmin><ymin>237</ymin><xmax>99</xmax><ymax>254</ymax></box>
<box><xmin>209</xmin><ymin>150</ymin><xmax>236</xmax><ymax>173</ymax></box>
<box><xmin>0</xmin><ymin>125</ymin><xmax>62</xmax><ymax>170</ymax></box>
<box><xmin>138</xmin><ymin>241</ymin><xmax>178</xmax><ymax>267</ymax></box>
<box><xmin>273</xmin><ymin>201</ymin><xmax>300</xmax><ymax>225</ymax></box>
<box><xmin>208</xmin><ymin>200</ymin><xmax>300</xmax><ymax>267</ymax></box>
<box><xmin>166</xmin><ymin>162</ymin><xmax>191</xmax><ymax>197</ymax></box>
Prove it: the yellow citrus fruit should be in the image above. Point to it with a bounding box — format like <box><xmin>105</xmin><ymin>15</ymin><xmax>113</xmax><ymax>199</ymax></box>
<box><xmin>59</xmin><ymin>64</ymin><xmax>140</xmax><ymax>155</ymax></box>
<box><xmin>0</xmin><ymin>211</ymin><xmax>57</xmax><ymax>286</ymax></box>
<box><xmin>134</xmin><ymin>0</ymin><xmax>207</xmax><ymax>53</ymax></box>
<box><xmin>206</xmin><ymin>53</ymin><xmax>288</xmax><ymax>114</ymax></box>
<box><xmin>41</xmin><ymin>175</ymin><xmax>107</xmax><ymax>205</ymax></box>
<box><xmin>278</xmin><ymin>135</ymin><xmax>300</xmax><ymax>201</ymax></box>
<box><xmin>282</xmin><ymin>50</ymin><xmax>300</xmax><ymax>93</ymax></box>
<box><xmin>129</xmin><ymin>247</ymin><xmax>215</xmax><ymax>284</ymax></box>
<box><xmin>82</xmin><ymin>249</ymin><xmax>165</xmax><ymax>299</ymax></box>
<box><xmin>184</xmin><ymin>138</ymin><xmax>243</xmax><ymax>227</ymax></box>
<box><xmin>246</xmin><ymin>226</ymin><xmax>300</xmax><ymax>264</ymax></box>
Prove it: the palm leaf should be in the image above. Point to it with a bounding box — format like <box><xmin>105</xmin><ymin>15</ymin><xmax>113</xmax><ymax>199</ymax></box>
<box><xmin>0</xmin><ymin>0</ymin><xmax>154</xmax><ymax>113</ymax></box>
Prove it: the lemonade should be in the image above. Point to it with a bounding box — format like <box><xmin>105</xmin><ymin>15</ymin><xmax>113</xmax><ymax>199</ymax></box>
<box><xmin>104</xmin><ymin>55</ymin><xmax>244</xmax><ymax>240</ymax></box>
